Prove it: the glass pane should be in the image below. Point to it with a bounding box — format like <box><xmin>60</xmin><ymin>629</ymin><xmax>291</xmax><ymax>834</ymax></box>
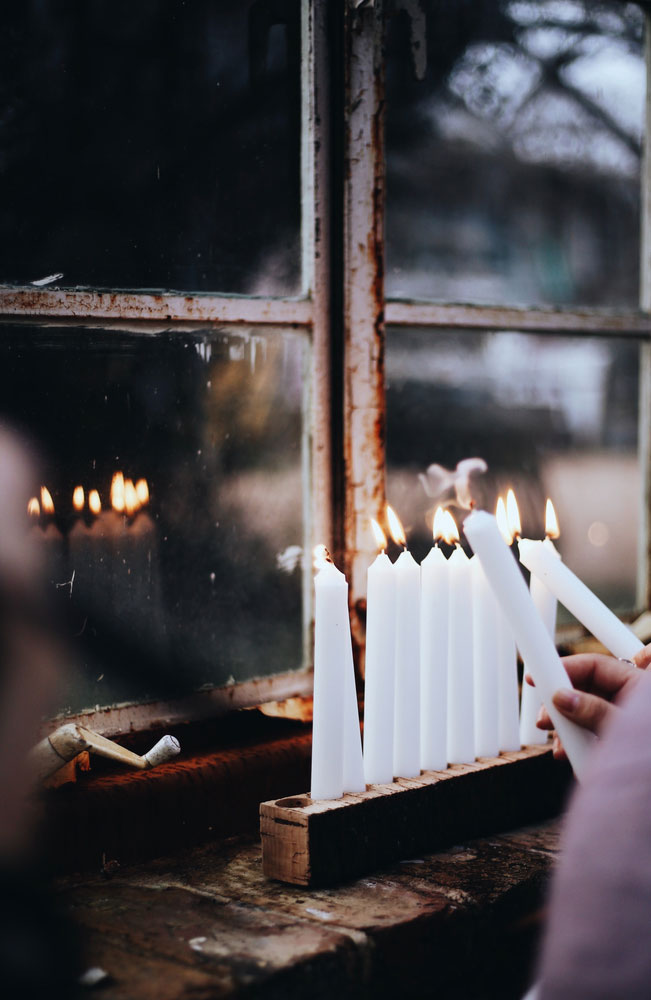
<box><xmin>386</xmin><ymin>327</ymin><xmax>639</xmax><ymax>616</ymax></box>
<box><xmin>0</xmin><ymin>2</ymin><xmax>301</xmax><ymax>295</ymax></box>
<box><xmin>386</xmin><ymin>1</ymin><xmax>644</xmax><ymax>308</ymax></box>
<box><xmin>0</xmin><ymin>323</ymin><xmax>309</xmax><ymax>714</ymax></box>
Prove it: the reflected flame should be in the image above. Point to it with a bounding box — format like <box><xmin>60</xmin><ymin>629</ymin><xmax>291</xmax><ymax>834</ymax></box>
<box><xmin>313</xmin><ymin>544</ymin><xmax>333</xmax><ymax>571</ymax></box>
<box><xmin>386</xmin><ymin>505</ymin><xmax>406</xmax><ymax>547</ymax></box>
<box><xmin>370</xmin><ymin>518</ymin><xmax>387</xmax><ymax>552</ymax></box>
<box><xmin>496</xmin><ymin>497</ymin><xmax>513</xmax><ymax>546</ymax></box>
<box><xmin>506</xmin><ymin>488</ymin><xmax>521</xmax><ymax>539</ymax></box>
<box><xmin>135</xmin><ymin>478</ymin><xmax>149</xmax><ymax>506</ymax></box>
<box><xmin>73</xmin><ymin>485</ymin><xmax>85</xmax><ymax>512</ymax></box>
<box><xmin>545</xmin><ymin>498</ymin><xmax>560</xmax><ymax>539</ymax></box>
<box><xmin>432</xmin><ymin>506</ymin><xmax>445</xmax><ymax>542</ymax></box>
<box><xmin>441</xmin><ymin>510</ymin><xmax>459</xmax><ymax>545</ymax></box>
<box><xmin>27</xmin><ymin>497</ymin><xmax>40</xmax><ymax>518</ymax></box>
<box><xmin>111</xmin><ymin>472</ymin><xmax>125</xmax><ymax>513</ymax></box>
<box><xmin>125</xmin><ymin>478</ymin><xmax>138</xmax><ymax>517</ymax></box>
<box><xmin>89</xmin><ymin>490</ymin><xmax>101</xmax><ymax>516</ymax></box>
<box><xmin>40</xmin><ymin>486</ymin><xmax>54</xmax><ymax>515</ymax></box>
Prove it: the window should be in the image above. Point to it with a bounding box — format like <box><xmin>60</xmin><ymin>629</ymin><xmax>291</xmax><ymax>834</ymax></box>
<box><xmin>0</xmin><ymin>0</ymin><xmax>649</xmax><ymax>732</ymax></box>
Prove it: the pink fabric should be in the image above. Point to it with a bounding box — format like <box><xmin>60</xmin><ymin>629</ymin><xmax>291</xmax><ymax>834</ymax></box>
<box><xmin>538</xmin><ymin>671</ymin><xmax>651</xmax><ymax>999</ymax></box>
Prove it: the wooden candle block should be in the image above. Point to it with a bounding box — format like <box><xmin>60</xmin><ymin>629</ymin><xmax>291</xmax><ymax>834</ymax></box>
<box><xmin>260</xmin><ymin>745</ymin><xmax>567</xmax><ymax>886</ymax></box>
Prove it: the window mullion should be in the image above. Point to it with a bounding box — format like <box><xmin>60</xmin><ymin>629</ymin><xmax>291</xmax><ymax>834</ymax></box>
<box><xmin>343</xmin><ymin>0</ymin><xmax>386</xmax><ymax>635</ymax></box>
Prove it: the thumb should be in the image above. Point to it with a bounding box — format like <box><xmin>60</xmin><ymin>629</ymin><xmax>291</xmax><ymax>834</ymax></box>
<box><xmin>552</xmin><ymin>688</ymin><xmax>614</xmax><ymax>736</ymax></box>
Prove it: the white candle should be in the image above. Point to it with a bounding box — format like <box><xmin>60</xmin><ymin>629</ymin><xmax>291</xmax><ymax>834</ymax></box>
<box><xmin>393</xmin><ymin>546</ymin><xmax>421</xmax><ymax>778</ymax></box>
<box><xmin>497</xmin><ymin>607</ymin><xmax>520</xmax><ymax>752</ymax></box>
<box><xmin>520</xmin><ymin>537</ymin><xmax>559</xmax><ymax>746</ymax></box>
<box><xmin>472</xmin><ymin>557</ymin><xmax>499</xmax><ymax>759</ymax></box>
<box><xmin>447</xmin><ymin>544</ymin><xmax>475</xmax><ymax>764</ymax></box>
<box><xmin>420</xmin><ymin>541</ymin><xmax>449</xmax><ymax>771</ymax></box>
<box><xmin>343</xmin><ymin>616</ymin><xmax>366</xmax><ymax>794</ymax></box>
<box><xmin>363</xmin><ymin>527</ymin><xmax>396</xmax><ymax>786</ymax></box>
<box><xmin>518</xmin><ymin>538</ymin><xmax>643</xmax><ymax>661</ymax></box>
<box><xmin>310</xmin><ymin>554</ymin><xmax>346</xmax><ymax>800</ymax></box>
<box><xmin>464</xmin><ymin>510</ymin><xmax>595</xmax><ymax>780</ymax></box>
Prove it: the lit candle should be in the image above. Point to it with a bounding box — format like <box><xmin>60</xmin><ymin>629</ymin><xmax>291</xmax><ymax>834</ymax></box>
<box><xmin>363</xmin><ymin>519</ymin><xmax>396</xmax><ymax>785</ymax></box>
<box><xmin>447</xmin><ymin>514</ymin><xmax>475</xmax><ymax>765</ymax></box>
<box><xmin>420</xmin><ymin>508</ymin><xmax>450</xmax><ymax>772</ymax></box>
<box><xmin>472</xmin><ymin>554</ymin><xmax>500</xmax><ymax>759</ymax></box>
<box><xmin>520</xmin><ymin>499</ymin><xmax>559</xmax><ymax>747</ymax></box>
<box><xmin>311</xmin><ymin>546</ymin><xmax>346</xmax><ymax>800</ymax></box>
<box><xmin>464</xmin><ymin>509</ymin><xmax>595</xmax><ymax>780</ymax></box>
<box><xmin>497</xmin><ymin>493</ymin><xmax>522</xmax><ymax>752</ymax></box>
<box><xmin>388</xmin><ymin>505</ymin><xmax>421</xmax><ymax>779</ymax></box>
<box><xmin>518</xmin><ymin>531</ymin><xmax>643</xmax><ymax>662</ymax></box>
<box><xmin>28</xmin><ymin>487</ymin><xmax>67</xmax><ymax>590</ymax></box>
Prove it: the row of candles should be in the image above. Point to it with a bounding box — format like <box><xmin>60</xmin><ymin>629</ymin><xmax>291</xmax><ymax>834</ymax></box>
<box><xmin>27</xmin><ymin>473</ymin><xmax>161</xmax><ymax>630</ymax></box>
<box><xmin>28</xmin><ymin>472</ymin><xmax>151</xmax><ymax>527</ymax></box>
<box><xmin>311</xmin><ymin>492</ymin><xmax>644</xmax><ymax>800</ymax></box>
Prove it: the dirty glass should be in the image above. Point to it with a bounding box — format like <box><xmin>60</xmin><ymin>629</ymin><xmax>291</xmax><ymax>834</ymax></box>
<box><xmin>0</xmin><ymin>323</ymin><xmax>309</xmax><ymax>714</ymax></box>
<box><xmin>0</xmin><ymin>1</ymin><xmax>301</xmax><ymax>295</ymax></box>
<box><xmin>386</xmin><ymin>326</ymin><xmax>640</xmax><ymax>616</ymax></box>
<box><xmin>385</xmin><ymin>1</ymin><xmax>645</xmax><ymax>308</ymax></box>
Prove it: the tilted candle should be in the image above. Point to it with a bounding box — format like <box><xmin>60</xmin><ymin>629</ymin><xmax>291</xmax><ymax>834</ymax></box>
<box><xmin>464</xmin><ymin>510</ymin><xmax>595</xmax><ymax>780</ymax></box>
<box><xmin>518</xmin><ymin>538</ymin><xmax>643</xmax><ymax>661</ymax></box>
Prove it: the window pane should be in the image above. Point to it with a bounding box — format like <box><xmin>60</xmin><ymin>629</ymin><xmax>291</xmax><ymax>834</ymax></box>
<box><xmin>0</xmin><ymin>323</ymin><xmax>309</xmax><ymax>714</ymax></box>
<box><xmin>0</xmin><ymin>2</ymin><xmax>301</xmax><ymax>295</ymax></box>
<box><xmin>386</xmin><ymin>1</ymin><xmax>644</xmax><ymax>308</ymax></box>
<box><xmin>386</xmin><ymin>327</ymin><xmax>639</xmax><ymax>616</ymax></box>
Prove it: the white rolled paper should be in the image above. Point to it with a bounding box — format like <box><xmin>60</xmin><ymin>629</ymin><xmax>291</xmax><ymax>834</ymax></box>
<box><xmin>464</xmin><ymin>511</ymin><xmax>595</xmax><ymax>781</ymax></box>
<box><xmin>144</xmin><ymin>734</ymin><xmax>181</xmax><ymax>768</ymax></box>
<box><xmin>518</xmin><ymin>538</ymin><xmax>643</xmax><ymax>661</ymax></box>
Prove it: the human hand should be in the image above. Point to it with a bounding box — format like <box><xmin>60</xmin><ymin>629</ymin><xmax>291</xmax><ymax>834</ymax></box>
<box><xmin>528</xmin><ymin>652</ymin><xmax>645</xmax><ymax>761</ymax></box>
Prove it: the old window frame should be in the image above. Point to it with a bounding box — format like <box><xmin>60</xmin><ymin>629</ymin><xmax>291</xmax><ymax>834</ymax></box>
<box><xmin>343</xmin><ymin>1</ymin><xmax>651</xmax><ymax>655</ymax></box>
<box><xmin>0</xmin><ymin>1</ymin><xmax>650</xmax><ymax>736</ymax></box>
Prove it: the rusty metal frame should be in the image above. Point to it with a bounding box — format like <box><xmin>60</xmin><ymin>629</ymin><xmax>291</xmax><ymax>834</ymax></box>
<box><xmin>638</xmin><ymin>13</ymin><xmax>651</xmax><ymax>609</ymax></box>
<box><xmin>343</xmin><ymin>0</ymin><xmax>387</xmax><ymax>639</ymax></box>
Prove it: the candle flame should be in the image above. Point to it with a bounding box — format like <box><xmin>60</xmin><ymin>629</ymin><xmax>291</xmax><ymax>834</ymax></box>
<box><xmin>545</xmin><ymin>498</ymin><xmax>560</xmax><ymax>539</ymax></box>
<box><xmin>313</xmin><ymin>544</ymin><xmax>333</xmax><ymax>571</ymax></box>
<box><xmin>40</xmin><ymin>486</ymin><xmax>55</xmax><ymax>515</ymax></box>
<box><xmin>27</xmin><ymin>496</ymin><xmax>40</xmax><ymax>518</ymax></box>
<box><xmin>441</xmin><ymin>510</ymin><xmax>459</xmax><ymax>545</ymax></box>
<box><xmin>73</xmin><ymin>485</ymin><xmax>85</xmax><ymax>512</ymax></box>
<box><xmin>386</xmin><ymin>505</ymin><xmax>406</xmax><ymax>547</ymax></box>
<box><xmin>506</xmin><ymin>488</ymin><xmax>521</xmax><ymax>539</ymax></box>
<box><xmin>496</xmin><ymin>497</ymin><xmax>513</xmax><ymax>546</ymax></box>
<box><xmin>89</xmin><ymin>489</ymin><xmax>101</xmax><ymax>516</ymax></box>
<box><xmin>111</xmin><ymin>471</ymin><xmax>125</xmax><ymax>513</ymax></box>
<box><xmin>432</xmin><ymin>506</ymin><xmax>445</xmax><ymax>542</ymax></box>
<box><xmin>135</xmin><ymin>478</ymin><xmax>149</xmax><ymax>506</ymax></box>
<box><xmin>370</xmin><ymin>517</ymin><xmax>387</xmax><ymax>552</ymax></box>
<box><xmin>124</xmin><ymin>478</ymin><xmax>138</xmax><ymax>517</ymax></box>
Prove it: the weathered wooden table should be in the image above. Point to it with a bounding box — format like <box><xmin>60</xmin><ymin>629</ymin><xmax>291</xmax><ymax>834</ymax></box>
<box><xmin>60</xmin><ymin>819</ymin><xmax>562</xmax><ymax>1000</ymax></box>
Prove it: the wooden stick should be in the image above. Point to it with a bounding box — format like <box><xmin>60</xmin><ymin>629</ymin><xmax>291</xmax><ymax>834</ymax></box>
<box><xmin>30</xmin><ymin>724</ymin><xmax>180</xmax><ymax>780</ymax></box>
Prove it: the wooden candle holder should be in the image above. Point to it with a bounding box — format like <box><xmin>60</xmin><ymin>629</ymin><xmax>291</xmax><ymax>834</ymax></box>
<box><xmin>260</xmin><ymin>744</ymin><xmax>568</xmax><ymax>886</ymax></box>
